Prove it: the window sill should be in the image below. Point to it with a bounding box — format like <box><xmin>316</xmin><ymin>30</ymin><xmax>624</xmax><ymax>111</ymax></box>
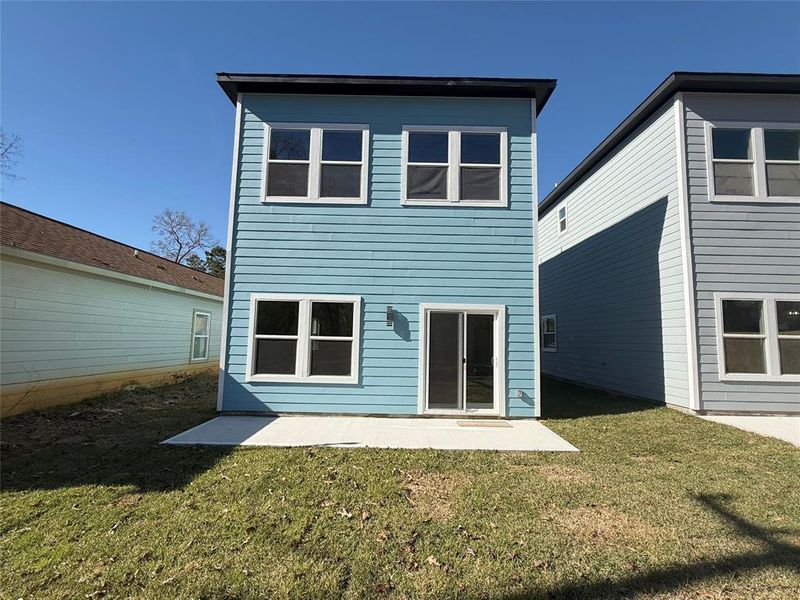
<box><xmin>710</xmin><ymin>195</ymin><xmax>800</xmax><ymax>204</ymax></box>
<box><xmin>189</xmin><ymin>357</ymin><xmax>210</xmax><ymax>363</ymax></box>
<box><xmin>542</xmin><ymin>348</ymin><xmax>557</xmax><ymax>353</ymax></box>
<box><xmin>246</xmin><ymin>374</ymin><xmax>359</xmax><ymax>385</ymax></box>
<box><xmin>262</xmin><ymin>197</ymin><xmax>367</xmax><ymax>205</ymax></box>
<box><xmin>718</xmin><ymin>373</ymin><xmax>800</xmax><ymax>383</ymax></box>
<box><xmin>401</xmin><ymin>199</ymin><xmax>507</xmax><ymax>208</ymax></box>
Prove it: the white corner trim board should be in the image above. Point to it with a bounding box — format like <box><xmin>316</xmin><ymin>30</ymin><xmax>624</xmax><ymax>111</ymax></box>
<box><xmin>217</xmin><ymin>93</ymin><xmax>243</xmax><ymax>411</ymax></box>
<box><xmin>531</xmin><ymin>98</ymin><xmax>542</xmax><ymax>417</ymax></box>
<box><xmin>674</xmin><ymin>93</ymin><xmax>701</xmax><ymax>411</ymax></box>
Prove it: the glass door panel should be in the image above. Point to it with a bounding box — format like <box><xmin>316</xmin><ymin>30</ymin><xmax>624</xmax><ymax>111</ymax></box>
<box><xmin>466</xmin><ymin>314</ymin><xmax>494</xmax><ymax>410</ymax></box>
<box><xmin>427</xmin><ymin>312</ymin><xmax>463</xmax><ymax>410</ymax></box>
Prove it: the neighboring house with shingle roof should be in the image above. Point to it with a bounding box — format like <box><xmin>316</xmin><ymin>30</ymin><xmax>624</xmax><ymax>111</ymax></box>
<box><xmin>0</xmin><ymin>202</ymin><xmax>224</xmax><ymax>416</ymax></box>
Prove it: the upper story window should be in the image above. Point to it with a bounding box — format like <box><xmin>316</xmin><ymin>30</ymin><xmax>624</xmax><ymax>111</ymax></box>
<box><xmin>262</xmin><ymin>124</ymin><xmax>369</xmax><ymax>204</ymax></box>
<box><xmin>706</xmin><ymin>122</ymin><xmax>800</xmax><ymax>203</ymax></box>
<box><xmin>716</xmin><ymin>295</ymin><xmax>800</xmax><ymax>381</ymax></box>
<box><xmin>402</xmin><ymin>127</ymin><xmax>508</xmax><ymax>207</ymax></box>
<box><xmin>558</xmin><ymin>206</ymin><xmax>567</xmax><ymax>234</ymax></box>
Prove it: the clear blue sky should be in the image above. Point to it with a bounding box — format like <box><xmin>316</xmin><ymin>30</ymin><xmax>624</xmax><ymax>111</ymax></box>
<box><xmin>2</xmin><ymin>1</ymin><xmax>798</xmax><ymax>250</ymax></box>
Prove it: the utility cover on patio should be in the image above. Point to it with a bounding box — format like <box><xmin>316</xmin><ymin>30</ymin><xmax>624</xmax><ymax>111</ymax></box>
<box><xmin>162</xmin><ymin>416</ymin><xmax>578</xmax><ymax>452</ymax></box>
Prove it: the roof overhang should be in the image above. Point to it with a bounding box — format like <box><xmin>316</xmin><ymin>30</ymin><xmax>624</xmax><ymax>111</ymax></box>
<box><xmin>538</xmin><ymin>71</ymin><xmax>800</xmax><ymax>217</ymax></box>
<box><xmin>217</xmin><ymin>73</ymin><xmax>557</xmax><ymax>115</ymax></box>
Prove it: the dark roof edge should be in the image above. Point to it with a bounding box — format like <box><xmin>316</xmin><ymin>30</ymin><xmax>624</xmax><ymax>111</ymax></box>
<box><xmin>538</xmin><ymin>71</ymin><xmax>800</xmax><ymax>217</ymax></box>
<box><xmin>216</xmin><ymin>73</ymin><xmax>558</xmax><ymax>115</ymax></box>
<box><xmin>0</xmin><ymin>201</ymin><xmax>224</xmax><ymax>284</ymax></box>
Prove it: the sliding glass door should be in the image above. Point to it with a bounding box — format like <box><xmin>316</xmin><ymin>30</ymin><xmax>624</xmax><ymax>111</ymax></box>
<box><xmin>425</xmin><ymin>308</ymin><xmax>500</xmax><ymax>414</ymax></box>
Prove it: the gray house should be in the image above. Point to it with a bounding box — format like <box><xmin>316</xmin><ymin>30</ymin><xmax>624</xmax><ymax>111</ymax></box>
<box><xmin>538</xmin><ymin>72</ymin><xmax>799</xmax><ymax>414</ymax></box>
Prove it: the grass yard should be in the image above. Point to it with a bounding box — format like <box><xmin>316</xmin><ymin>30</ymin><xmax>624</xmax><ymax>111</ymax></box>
<box><xmin>1</xmin><ymin>374</ymin><xmax>799</xmax><ymax>599</ymax></box>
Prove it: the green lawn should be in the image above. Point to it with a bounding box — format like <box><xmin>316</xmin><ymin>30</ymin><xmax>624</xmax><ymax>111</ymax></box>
<box><xmin>2</xmin><ymin>374</ymin><xmax>798</xmax><ymax>599</ymax></box>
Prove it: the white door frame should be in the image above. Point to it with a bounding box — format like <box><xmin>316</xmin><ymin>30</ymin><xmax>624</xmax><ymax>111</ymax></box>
<box><xmin>417</xmin><ymin>303</ymin><xmax>507</xmax><ymax>417</ymax></box>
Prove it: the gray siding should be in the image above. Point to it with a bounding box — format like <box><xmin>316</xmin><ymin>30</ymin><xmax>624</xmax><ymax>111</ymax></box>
<box><xmin>683</xmin><ymin>92</ymin><xmax>800</xmax><ymax>413</ymax></box>
<box><xmin>539</xmin><ymin>102</ymin><xmax>690</xmax><ymax>406</ymax></box>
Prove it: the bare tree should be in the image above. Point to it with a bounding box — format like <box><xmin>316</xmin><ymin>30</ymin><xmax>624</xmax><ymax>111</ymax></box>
<box><xmin>0</xmin><ymin>128</ymin><xmax>23</xmax><ymax>180</ymax></box>
<box><xmin>151</xmin><ymin>209</ymin><xmax>217</xmax><ymax>264</ymax></box>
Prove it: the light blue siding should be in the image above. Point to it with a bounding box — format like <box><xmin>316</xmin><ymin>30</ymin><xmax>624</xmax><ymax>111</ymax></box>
<box><xmin>0</xmin><ymin>254</ymin><xmax>223</xmax><ymax>385</ymax></box>
<box><xmin>221</xmin><ymin>95</ymin><xmax>536</xmax><ymax>416</ymax></box>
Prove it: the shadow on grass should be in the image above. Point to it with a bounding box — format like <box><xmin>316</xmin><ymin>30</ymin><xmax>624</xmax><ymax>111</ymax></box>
<box><xmin>541</xmin><ymin>375</ymin><xmax>659</xmax><ymax>420</ymax></box>
<box><xmin>0</xmin><ymin>373</ymin><xmax>231</xmax><ymax>493</ymax></box>
<box><xmin>506</xmin><ymin>493</ymin><xmax>800</xmax><ymax>599</ymax></box>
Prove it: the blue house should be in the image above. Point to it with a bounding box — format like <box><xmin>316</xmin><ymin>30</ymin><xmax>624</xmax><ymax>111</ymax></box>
<box><xmin>216</xmin><ymin>74</ymin><xmax>556</xmax><ymax>418</ymax></box>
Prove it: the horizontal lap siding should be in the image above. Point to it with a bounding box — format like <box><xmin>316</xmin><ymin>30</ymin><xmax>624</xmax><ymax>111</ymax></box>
<box><xmin>683</xmin><ymin>93</ymin><xmax>800</xmax><ymax>413</ymax></box>
<box><xmin>539</xmin><ymin>103</ymin><xmax>689</xmax><ymax>406</ymax></box>
<box><xmin>0</xmin><ymin>255</ymin><xmax>223</xmax><ymax>385</ymax></box>
<box><xmin>223</xmin><ymin>95</ymin><xmax>536</xmax><ymax>416</ymax></box>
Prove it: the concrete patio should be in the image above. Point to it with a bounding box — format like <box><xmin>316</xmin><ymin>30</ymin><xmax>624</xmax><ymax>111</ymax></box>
<box><xmin>162</xmin><ymin>415</ymin><xmax>579</xmax><ymax>452</ymax></box>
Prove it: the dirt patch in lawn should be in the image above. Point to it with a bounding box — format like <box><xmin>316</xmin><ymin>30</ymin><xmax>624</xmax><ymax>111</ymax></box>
<box><xmin>550</xmin><ymin>505</ymin><xmax>663</xmax><ymax>547</ymax></box>
<box><xmin>399</xmin><ymin>470</ymin><xmax>471</xmax><ymax>521</ymax></box>
<box><xmin>536</xmin><ymin>465</ymin><xmax>592</xmax><ymax>484</ymax></box>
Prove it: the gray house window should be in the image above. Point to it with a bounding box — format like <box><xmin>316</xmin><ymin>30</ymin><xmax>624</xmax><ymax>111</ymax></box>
<box><xmin>558</xmin><ymin>206</ymin><xmax>567</xmax><ymax>234</ymax></box>
<box><xmin>720</xmin><ymin>300</ymin><xmax>765</xmax><ymax>374</ymax></box>
<box><xmin>716</xmin><ymin>296</ymin><xmax>800</xmax><ymax>380</ymax></box>
<box><xmin>764</xmin><ymin>129</ymin><xmax>800</xmax><ymax>197</ymax></box>
<box><xmin>777</xmin><ymin>301</ymin><xmax>800</xmax><ymax>375</ymax></box>
<box><xmin>706</xmin><ymin>123</ymin><xmax>800</xmax><ymax>202</ymax></box>
<box><xmin>711</xmin><ymin>128</ymin><xmax>754</xmax><ymax>196</ymax></box>
<box><xmin>541</xmin><ymin>314</ymin><xmax>557</xmax><ymax>352</ymax></box>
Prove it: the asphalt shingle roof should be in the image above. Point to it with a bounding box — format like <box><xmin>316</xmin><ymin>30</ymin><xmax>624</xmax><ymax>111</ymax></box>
<box><xmin>0</xmin><ymin>202</ymin><xmax>224</xmax><ymax>297</ymax></box>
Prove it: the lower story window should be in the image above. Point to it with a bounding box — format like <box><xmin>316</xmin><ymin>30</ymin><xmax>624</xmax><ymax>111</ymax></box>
<box><xmin>191</xmin><ymin>311</ymin><xmax>211</xmax><ymax>361</ymax></box>
<box><xmin>718</xmin><ymin>295</ymin><xmax>800</xmax><ymax>379</ymax></box>
<box><xmin>247</xmin><ymin>295</ymin><xmax>361</xmax><ymax>383</ymax></box>
<box><xmin>541</xmin><ymin>314</ymin><xmax>557</xmax><ymax>352</ymax></box>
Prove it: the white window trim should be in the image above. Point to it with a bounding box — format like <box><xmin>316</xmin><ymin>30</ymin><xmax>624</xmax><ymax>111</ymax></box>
<box><xmin>557</xmin><ymin>205</ymin><xmax>567</xmax><ymax>236</ymax></box>
<box><xmin>261</xmin><ymin>123</ymin><xmax>370</xmax><ymax>205</ymax></box>
<box><xmin>401</xmin><ymin>125</ymin><xmax>508</xmax><ymax>207</ymax></box>
<box><xmin>190</xmin><ymin>310</ymin><xmax>211</xmax><ymax>362</ymax></box>
<box><xmin>704</xmin><ymin>120</ymin><xmax>800</xmax><ymax>204</ymax></box>
<box><xmin>541</xmin><ymin>314</ymin><xmax>557</xmax><ymax>353</ymax></box>
<box><xmin>246</xmin><ymin>294</ymin><xmax>361</xmax><ymax>384</ymax></box>
<box><xmin>714</xmin><ymin>292</ymin><xmax>800</xmax><ymax>383</ymax></box>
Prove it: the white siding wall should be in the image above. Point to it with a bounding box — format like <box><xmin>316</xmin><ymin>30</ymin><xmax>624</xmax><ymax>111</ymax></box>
<box><xmin>538</xmin><ymin>102</ymin><xmax>690</xmax><ymax>406</ymax></box>
<box><xmin>1</xmin><ymin>254</ymin><xmax>223</xmax><ymax>387</ymax></box>
<box><xmin>683</xmin><ymin>92</ymin><xmax>800</xmax><ymax>413</ymax></box>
